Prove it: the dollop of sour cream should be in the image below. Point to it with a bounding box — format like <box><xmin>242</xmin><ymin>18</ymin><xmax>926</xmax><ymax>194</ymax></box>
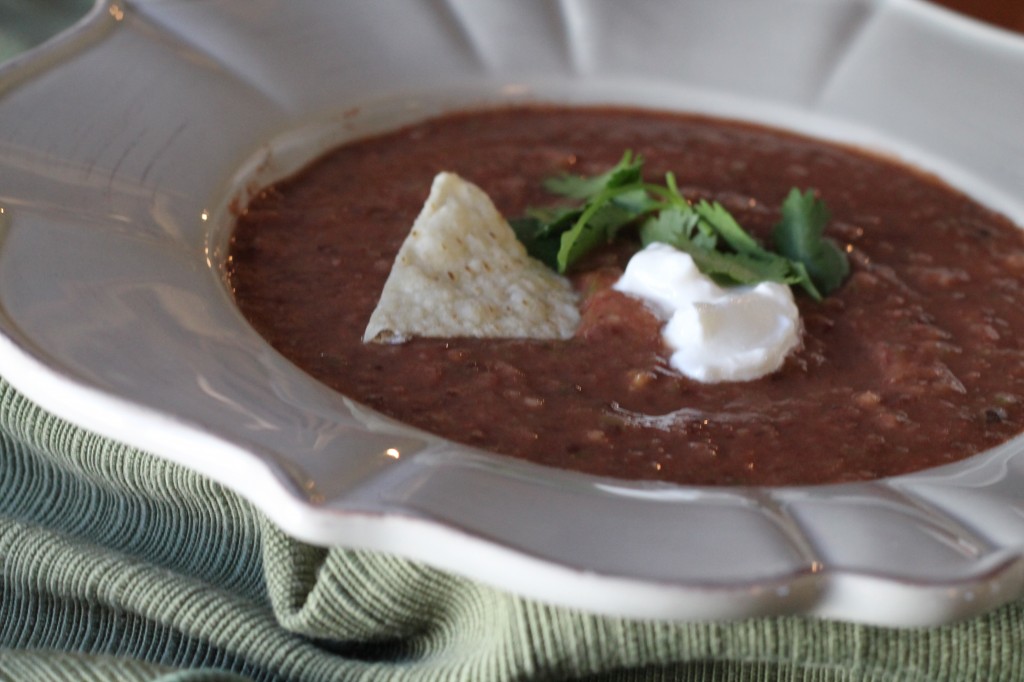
<box><xmin>613</xmin><ymin>242</ymin><xmax>801</xmax><ymax>383</ymax></box>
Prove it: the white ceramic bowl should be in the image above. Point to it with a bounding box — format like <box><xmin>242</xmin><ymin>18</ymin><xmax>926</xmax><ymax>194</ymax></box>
<box><xmin>1</xmin><ymin>0</ymin><xmax>1023</xmax><ymax>626</ymax></box>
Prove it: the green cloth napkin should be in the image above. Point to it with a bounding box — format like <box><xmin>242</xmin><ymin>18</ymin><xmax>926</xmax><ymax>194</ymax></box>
<box><xmin>4</xmin><ymin>377</ymin><xmax>1024</xmax><ymax>682</ymax></box>
<box><xmin>0</xmin><ymin>0</ymin><xmax>93</xmax><ymax>62</ymax></box>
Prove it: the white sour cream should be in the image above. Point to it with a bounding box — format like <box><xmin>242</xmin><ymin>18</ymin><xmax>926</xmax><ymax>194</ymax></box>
<box><xmin>613</xmin><ymin>242</ymin><xmax>801</xmax><ymax>383</ymax></box>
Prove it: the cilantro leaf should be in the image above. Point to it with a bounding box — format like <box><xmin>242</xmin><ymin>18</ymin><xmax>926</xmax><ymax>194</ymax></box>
<box><xmin>544</xmin><ymin>150</ymin><xmax>644</xmax><ymax>200</ymax></box>
<box><xmin>532</xmin><ymin>151</ymin><xmax>656</xmax><ymax>272</ymax></box>
<box><xmin>639</xmin><ymin>206</ymin><xmax>705</xmax><ymax>249</ymax></box>
<box><xmin>642</xmin><ymin>206</ymin><xmax>803</xmax><ymax>288</ymax></box>
<box><xmin>510</xmin><ymin>203</ymin><xmax>585</xmax><ymax>269</ymax></box>
<box><xmin>687</xmin><ymin>248</ymin><xmax>798</xmax><ymax>287</ymax></box>
<box><xmin>509</xmin><ymin>215</ymin><xmax>564</xmax><ymax>270</ymax></box>
<box><xmin>772</xmin><ymin>188</ymin><xmax>850</xmax><ymax>297</ymax></box>
<box><xmin>694</xmin><ymin>200</ymin><xmax>769</xmax><ymax>259</ymax></box>
<box><xmin>556</xmin><ymin>199</ymin><xmax>638</xmax><ymax>272</ymax></box>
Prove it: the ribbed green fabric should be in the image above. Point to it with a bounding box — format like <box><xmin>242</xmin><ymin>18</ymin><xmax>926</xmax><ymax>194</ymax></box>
<box><xmin>0</xmin><ymin>0</ymin><xmax>94</xmax><ymax>62</ymax></box>
<box><xmin>4</xmin><ymin>382</ymin><xmax>1024</xmax><ymax>680</ymax></box>
<box><xmin>0</xmin><ymin>649</ymin><xmax>176</xmax><ymax>682</ymax></box>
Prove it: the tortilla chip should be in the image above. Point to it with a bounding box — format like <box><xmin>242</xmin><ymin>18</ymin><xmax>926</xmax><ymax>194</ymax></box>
<box><xmin>363</xmin><ymin>172</ymin><xmax>579</xmax><ymax>343</ymax></box>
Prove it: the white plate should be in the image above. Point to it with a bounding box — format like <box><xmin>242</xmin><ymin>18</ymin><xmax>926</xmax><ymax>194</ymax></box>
<box><xmin>2</xmin><ymin>0</ymin><xmax>1024</xmax><ymax>626</ymax></box>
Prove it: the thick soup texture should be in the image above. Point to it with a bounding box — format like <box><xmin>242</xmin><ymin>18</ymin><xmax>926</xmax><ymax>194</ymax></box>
<box><xmin>228</xmin><ymin>106</ymin><xmax>1024</xmax><ymax>486</ymax></box>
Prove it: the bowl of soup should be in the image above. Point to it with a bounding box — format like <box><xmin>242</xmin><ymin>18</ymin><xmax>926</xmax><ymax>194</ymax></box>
<box><xmin>0</xmin><ymin>0</ymin><xmax>1022</xmax><ymax>625</ymax></box>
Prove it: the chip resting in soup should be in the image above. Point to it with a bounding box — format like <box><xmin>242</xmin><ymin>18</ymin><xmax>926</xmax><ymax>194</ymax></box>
<box><xmin>362</xmin><ymin>171</ymin><xmax>580</xmax><ymax>344</ymax></box>
<box><xmin>228</xmin><ymin>105</ymin><xmax>1024</xmax><ymax>486</ymax></box>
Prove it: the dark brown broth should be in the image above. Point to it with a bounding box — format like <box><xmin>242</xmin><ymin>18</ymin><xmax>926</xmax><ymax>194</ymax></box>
<box><xmin>228</xmin><ymin>106</ymin><xmax>1024</xmax><ymax>486</ymax></box>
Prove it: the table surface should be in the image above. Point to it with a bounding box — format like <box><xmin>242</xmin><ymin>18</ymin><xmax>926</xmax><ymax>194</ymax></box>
<box><xmin>931</xmin><ymin>0</ymin><xmax>1024</xmax><ymax>32</ymax></box>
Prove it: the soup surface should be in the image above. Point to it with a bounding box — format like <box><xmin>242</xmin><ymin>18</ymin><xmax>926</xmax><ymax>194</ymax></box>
<box><xmin>228</xmin><ymin>106</ymin><xmax>1024</xmax><ymax>486</ymax></box>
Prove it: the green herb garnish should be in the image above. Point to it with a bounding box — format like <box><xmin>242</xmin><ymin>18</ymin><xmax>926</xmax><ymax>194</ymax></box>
<box><xmin>773</xmin><ymin>188</ymin><xmax>850</xmax><ymax>298</ymax></box>
<box><xmin>511</xmin><ymin>152</ymin><xmax>850</xmax><ymax>299</ymax></box>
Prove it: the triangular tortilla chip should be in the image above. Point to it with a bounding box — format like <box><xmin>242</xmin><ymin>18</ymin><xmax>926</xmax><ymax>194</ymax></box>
<box><xmin>363</xmin><ymin>172</ymin><xmax>579</xmax><ymax>343</ymax></box>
